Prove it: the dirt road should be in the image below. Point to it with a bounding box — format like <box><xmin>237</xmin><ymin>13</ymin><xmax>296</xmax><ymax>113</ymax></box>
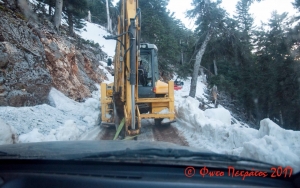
<box><xmin>98</xmin><ymin>119</ymin><xmax>189</xmax><ymax>146</ymax></box>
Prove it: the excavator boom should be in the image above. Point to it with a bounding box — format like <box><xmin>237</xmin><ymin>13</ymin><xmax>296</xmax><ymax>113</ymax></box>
<box><xmin>101</xmin><ymin>0</ymin><xmax>175</xmax><ymax>138</ymax></box>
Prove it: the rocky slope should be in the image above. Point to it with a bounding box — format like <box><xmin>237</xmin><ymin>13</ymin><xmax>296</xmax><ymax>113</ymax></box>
<box><xmin>0</xmin><ymin>1</ymin><xmax>108</xmax><ymax>107</ymax></box>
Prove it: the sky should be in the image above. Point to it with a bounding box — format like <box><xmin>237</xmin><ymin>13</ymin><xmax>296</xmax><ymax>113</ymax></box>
<box><xmin>167</xmin><ymin>0</ymin><xmax>298</xmax><ymax>30</ymax></box>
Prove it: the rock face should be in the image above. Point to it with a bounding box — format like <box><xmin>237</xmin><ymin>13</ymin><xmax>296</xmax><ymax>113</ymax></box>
<box><xmin>0</xmin><ymin>10</ymin><xmax>52</xmax><ymax>106</ymax></box>
<box><xmin>0</xmin><ymin>2</ymin><xmax>108</xmax><ymax>106</ymax></box>
<box><xmin>43</xmin><ymin>35</ymin><xmax>107</xmax><ymax>100</ymax></box>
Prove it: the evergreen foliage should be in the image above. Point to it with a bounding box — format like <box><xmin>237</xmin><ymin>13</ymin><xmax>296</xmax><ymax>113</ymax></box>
<box><xmin>138</xmin><ymin>0</ymin><xmax>192</xmax><ymax>78</ymax></box>
<box><xmin>195</xmin><ymin>0</ymin><xmax>300</xmax><ymax>129</ymax></box>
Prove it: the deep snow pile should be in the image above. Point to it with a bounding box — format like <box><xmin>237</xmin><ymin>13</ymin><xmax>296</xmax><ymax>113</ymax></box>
<box><xmin>173</xmin><ymin>77</ymin><xmax>300</xmax><ymax>173</ymax></box>
<box><xmin>0</xmin><ymin>85</ymin><xmax>102</xmax><ymax>143</ymax></box>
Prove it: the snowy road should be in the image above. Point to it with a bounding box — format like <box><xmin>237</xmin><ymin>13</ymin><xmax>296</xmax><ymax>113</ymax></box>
<box><xmin>98</xmin><ymin>119</ymin><xmax>189</xmax><ymax>147</ymax></box>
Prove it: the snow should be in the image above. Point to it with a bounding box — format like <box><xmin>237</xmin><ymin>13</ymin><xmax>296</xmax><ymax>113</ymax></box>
<box><xmin>76</xmin><ymin>21</ymin><xmax>116</xmax><ymax>57</ymax></box>
<box><xmin>158</xmin><ymin>108</ymin><xmax>170</xmax><ymax>114</ymax></box>
<box><xmin>0</xmin><ymin>118</ymin><xmax>15</xmax><ymax>145</ymax></box>
<box><xmin>0</xmin><ymin>86</ymin><xmax>102</xmax><ymax>144</ymax></box>
<box><xmin>161</xmin><ymin>118</ymin><xmax>171</xmax><ymax>123</ymax></box>
<box><xmin>204</xmin><ymin>108</ymin><xmax>231</xmax><ymax>126</ymax></box>
<box><xmin>98</xmin><ymin>61</ymin><xmax>114</xmax><ymax>83</ymax></box>
<box><xmin>173</xmin><ymin>78</ymin><xmax>300</xmax><ymax>173</ymax></box>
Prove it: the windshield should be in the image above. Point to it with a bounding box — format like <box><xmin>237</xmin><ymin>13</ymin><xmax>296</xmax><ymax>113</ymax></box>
<box><xmin>0</xmin><ymin>0</ymin><xmax>299</xmax><ymax>181</ymax></box>
<box><xmin>140</xmin><ymin>52</ymin><xmax>152</xmax><ymax>79</ymax></box>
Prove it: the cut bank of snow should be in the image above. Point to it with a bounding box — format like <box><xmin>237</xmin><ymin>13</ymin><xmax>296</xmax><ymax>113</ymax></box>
<box><xmin>173</xmin><ymin>79</ymin><xmax>300</xmax><ymax>173</ymax></box>
<box><xmin>76</xmin><ymin>21</ymin><xmax>116</xmax><ymax>57</ymax></box>
<box><xmin>0</xmin><ymin>86</ymin><xmax>102</xmax><ymax>144</ymax></box>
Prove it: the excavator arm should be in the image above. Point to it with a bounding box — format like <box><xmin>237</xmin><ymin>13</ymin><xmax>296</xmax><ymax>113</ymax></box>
<box><xmin>101</xmin><ymin>0</ymin><xmax>175</xmax><ymax>138</ymax></box>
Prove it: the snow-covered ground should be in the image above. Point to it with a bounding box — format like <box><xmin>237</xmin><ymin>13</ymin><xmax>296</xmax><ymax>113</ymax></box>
<box><xmin>173</xmin><ymin>76</ymin><xmax>300</xmax><ymax>173</ymax></box>
<box><xmin>0</xmin><ymin>85</ymin><xmax>102</xmax><ymax>143</ymax></box>
<box><xmin>76</xmin><ymin>22</ymin><xmax>116</xmax><ymax>57</ymax></box>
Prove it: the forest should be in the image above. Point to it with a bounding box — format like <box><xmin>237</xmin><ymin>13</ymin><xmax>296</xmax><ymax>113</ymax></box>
<box><xmin>33</xmin><ymin>0</ymin><xmax>300</xmax><ymax>130</ymax></box>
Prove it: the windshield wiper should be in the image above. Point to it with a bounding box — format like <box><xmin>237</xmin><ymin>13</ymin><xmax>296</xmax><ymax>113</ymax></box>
<box><xmin>73</xmin><ymin>148</ymin><xmax>274</xmax><ymax>167</ymax></box>
<box><xmin>0</xmin><ymin>151</ymin><xmax>21</xmax><ymax>158</ymax></box>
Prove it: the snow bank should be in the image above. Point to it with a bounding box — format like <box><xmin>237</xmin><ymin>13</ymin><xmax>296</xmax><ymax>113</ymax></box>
<box><xmin>49</xmin><ymin>88</ymin><xmax>100</xmax><ymax>127</ymax></box>
<box><xmin>204</xmin><ymin>108</ymin><xmax>231</xmax><ymax>126</ymax></box>
<box><xmin>175</xmin><ymin>96</ymin><xmax>257</xmax><ymax>154</ymax></box>
<box><xmin>0</xmin><ymin>86</ymin><xmax>102</xmax><ymax>144</ymax></box>
<box><xmin>55</xmin><ymin>120</ymin><xmax>81</xmax><ymax>141</ymax></box>
<box><xmin>174</xmin><ymin>85</ymin><xmax>300</xmax><ymax>173</ymax></box>
<box><xmin>0</xmin><ymin>118</ymin><xmax>16</xmax><ymax>145</ymax></box>
<box><xmin>19</xmin><ymin>128</ymin><xmax>56</xmax><ymax>143</ymax></box>
<box><xmin>241</xmin><ymin>119</ymin><xmax>300</xmax><ymax>172</ymax></box>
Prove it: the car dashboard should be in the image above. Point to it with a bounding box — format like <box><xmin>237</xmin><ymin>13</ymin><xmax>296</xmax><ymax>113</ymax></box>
<box><xmin>0</xmin><ymin>159</ymin><xmax>299</xmax><ymax>188</ymax></box>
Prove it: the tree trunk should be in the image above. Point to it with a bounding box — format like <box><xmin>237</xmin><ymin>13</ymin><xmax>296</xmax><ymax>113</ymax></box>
<box><xmin>200</xmin><ymin>68</ymin><xmax>206</xmax><ymax>84</ymax></box>
<box><xmin>189</xmin><ymin>31</ymin><xmax>212</xmax><ymax>98</ymax></box>
<box><xmin>53</xmin><ymin>0</ymin><xmax>63</xmax><ymax>31</ymax></box>
<box><xmin>49</xmin><ymin>4</ymin><xmax>52</xmax><ymax>16</ymax></box>
<box><xmin>213</xmin><ymin>59</ymin><xmax>218</xmax><ymax>75</ymax></box>
<box><xmin>234</xmin><ymin>42</ymin><xmax>239</xmax><ymax>66</ymax></box>
<box><xmin>106</xmin><ymin>0</ymin><xmax>111</xmax><ymax>32</ymax></box>
<box><xmin>67</xmin><ymin>11</ymin><xmax>74</xmax><ymax>36</ymax></box>
<box><xmin>279</xmin><ymin>110</ymin><xmax>283</xmax><ymax>126</ymax></box>
<box><xmin>87</xmin><ymin>10</ymin><xmax>92</xmax><ymax>22</ymax></box>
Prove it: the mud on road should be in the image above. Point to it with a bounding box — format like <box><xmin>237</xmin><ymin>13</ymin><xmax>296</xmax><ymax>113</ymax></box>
<box><xmin>99</xmin><ymin>126</ymin><xmax>116</xmax><ymax>140</ymax></box>
<box><xmin>98</xmin><ymin>120</ymin><xmax>189</xmax><ymax>147</ymax></box>
<box><xmin>152</xmin><ymin>123</ymin><xmax>189</xmax><ymax>146</ymax></box>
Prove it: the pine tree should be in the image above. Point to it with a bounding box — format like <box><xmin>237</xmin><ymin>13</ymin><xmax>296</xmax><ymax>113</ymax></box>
<box><xmin>63</xmin><ymin>0</ymin><xmax>89</xmax><ymax>36</ymax></box>
<box><xmin>86</xmin><ymin>0</ymin><xmax>115</xmax><ymax>28</ymax></box>
<box><xmin>187</xmin><ymin>0</ymin><xmax>226</xmax><ymax>98</ymax></box>
<box><xmin>138</xmin><ymin>0</ymin><xmax>191</xmax><ymax>78</ymax></box>
<box><xmin>253</xmin><ymin>11</ymin><xmax>300</xmax><ymax>128</ymax></box>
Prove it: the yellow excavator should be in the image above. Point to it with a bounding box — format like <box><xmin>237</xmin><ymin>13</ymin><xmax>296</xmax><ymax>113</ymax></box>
<box><xmin>101</xmin><ymin>0</ymin><xmax>175</xmax><ymax>138</ymax></box>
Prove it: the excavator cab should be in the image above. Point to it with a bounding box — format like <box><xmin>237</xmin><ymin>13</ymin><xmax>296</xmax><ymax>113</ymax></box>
<box><xmin>138</xmin><ymin>43</ymin><xmax>159</xmax><ymax>98</ymax></box>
